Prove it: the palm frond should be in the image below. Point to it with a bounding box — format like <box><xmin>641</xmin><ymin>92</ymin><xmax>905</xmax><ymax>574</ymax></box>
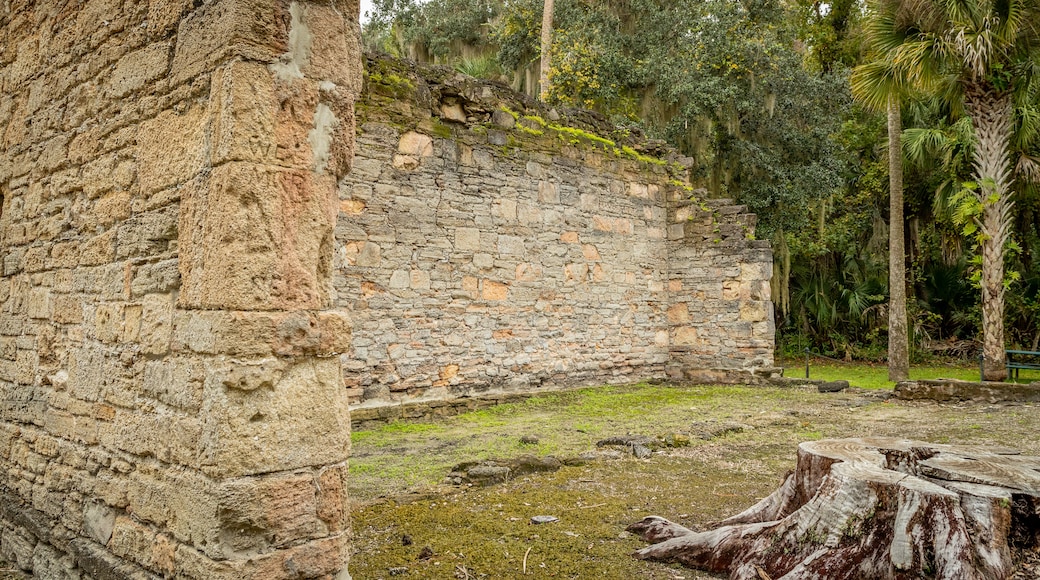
<box><xmin>850</xmin><ymin>60</ymin><xmax>902</xmax><ymax>112</ymax></box>
<box><xmin>903</xmin><ymin>127</ymin><xmax>948</xmax><ymax>167</ymax></box>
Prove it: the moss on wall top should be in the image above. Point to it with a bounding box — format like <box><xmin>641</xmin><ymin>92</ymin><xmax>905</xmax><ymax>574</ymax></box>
<box><xmin>358</xmin><ymin>53</ymin><xmax>692</xmax><ymax>181</ymax></box>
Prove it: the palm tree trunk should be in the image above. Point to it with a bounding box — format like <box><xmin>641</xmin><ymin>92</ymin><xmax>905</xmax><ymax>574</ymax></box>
<box><xmin>964</xmin><ymin>84</ymin><xmax>1014</xmax><ymax>381</ymax></box>
<box><xmin>887</xmin><ymin>97</ymin><xmax>909</xmax><ymax>381</ymax></box>
<box><xmin>539</xmin><ymin>0</ymin><xmax>554</xmax><ymax>101</ymax></box>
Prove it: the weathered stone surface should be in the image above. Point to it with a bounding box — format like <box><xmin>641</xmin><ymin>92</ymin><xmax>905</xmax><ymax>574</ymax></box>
<box><xmin>1</xmin><ymin>1</ymin><xmax>360</xmax><ymax>578</ymax></box>
<box><xmin>200</xmin><ymin>357</ymin><xmax>351</xmax><ymax>478</ymax></box>
<box><xmin>178</xmin><ymin>163</ymin><xmax>338</xmax><ymax>311</ymax></box>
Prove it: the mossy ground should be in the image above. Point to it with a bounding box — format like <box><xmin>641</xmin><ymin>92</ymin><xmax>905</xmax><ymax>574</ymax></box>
<box><xmin>349</xmin><ymin>366</ymin><xmax>1040</xmax><ymax>579</ymax></box>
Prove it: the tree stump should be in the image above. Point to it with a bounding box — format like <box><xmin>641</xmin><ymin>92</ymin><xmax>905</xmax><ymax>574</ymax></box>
<box><xmin>628</xmin><ymin>437</ymin><xmax>1040</xmax><ymax>579</ymax></box>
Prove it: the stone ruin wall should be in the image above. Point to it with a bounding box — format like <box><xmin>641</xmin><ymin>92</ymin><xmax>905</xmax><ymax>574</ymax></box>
<box><xmin>0</xmin><ymin>1</ymin><xmax>774</xmax><ymax>575</ymax></box>
<box><xmin>340</xmin><ymin>56</ymin><xmax>775</xmax><ymax>421</ymax></box>
<box><xmin>1</xmin><ymin>1</ymin><xmax>360</xmax><ymax>578</ymax></box>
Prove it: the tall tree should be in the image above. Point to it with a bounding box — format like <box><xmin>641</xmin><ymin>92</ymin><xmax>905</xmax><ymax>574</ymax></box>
<box><xmin>851</xmin><ymin>49</ymin><xmax>912</xmax><ymax>381</ymax></box>
<box><xmin>887</xmin><ymin>97</ymin><xmax>910</xmax><ymax>381</ymax></box>
<box><xmin>539</xmin><ymin>0</ymin><xmax>554</xmax><ymax>100</ymax></box>
<box><xmin>853</xmin><ymin>0</ymin><xmax>1040</xmax><ymax>380</ymax></box>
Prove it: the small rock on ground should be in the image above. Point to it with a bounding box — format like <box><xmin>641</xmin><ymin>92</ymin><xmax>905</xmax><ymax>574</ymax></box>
<box><xmin>818</xmin><ymin>380</ymin><xmax>850</xmax><ymax>393</ymax></box>
<box><xmin>531</xmin><ymin>515</ymin><xmax>559</xmax><ymax>524</ymax></box>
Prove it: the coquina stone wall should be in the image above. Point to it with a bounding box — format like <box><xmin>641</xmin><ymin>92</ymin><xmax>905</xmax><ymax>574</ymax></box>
<box><xmin>1</xmin><ymin>1</ymin><xmax>360</xmax><ymax>578</ymax></box>
<box><xmin>340</xmin><ymin>56</ymin><xmax>775</xmax><ymax>413</ymax></box>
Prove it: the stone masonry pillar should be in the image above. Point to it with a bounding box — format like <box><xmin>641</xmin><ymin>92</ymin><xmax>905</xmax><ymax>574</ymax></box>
<box><xmin>171</xmin><ymin>1</ymin><xmax>361</xmax><ymax>577</ymax></box>
<box><xmin>0</xmin><ymin>0</ymin><xmax>360</xmax><ymax>578</ymax></box>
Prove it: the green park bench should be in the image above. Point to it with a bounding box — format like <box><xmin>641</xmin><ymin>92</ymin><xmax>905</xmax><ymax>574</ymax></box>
<box><xmin>1006</xmin><ymin>349</ymin><xmax>1040</xmax><ymax>380</ymax></box>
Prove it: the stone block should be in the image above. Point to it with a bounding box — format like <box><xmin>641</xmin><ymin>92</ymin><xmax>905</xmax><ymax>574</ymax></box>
<box><xmin>398</xmin><ymin>132</ymin><xmax>433</xmax><ymax>157</ymax></box>
<box><xmin>722</xmin><ymin>281</ymin><xmax>740</xmax><ymax>300</ymax></box>
<box><xmin>122</xmin><ymin>470</ymin><xmax>220</xmax><ymax>556</ymax></box>
<box><xmin>209</xmin><ymin>60</ymin><xmax>277</xmax><ymax>165</ymax></box>
<box><xmin>392</xmin><ymin>154</ymin><xmax>419</xmax><ymax>170</ymax></box>
<box><xmin>178</xmin><ymin>163</ymin><xmax>336</xmax><ymax>311</ymax></box>
<box><xmin>298</xmin><ymin>3</ymin><xmax>363</xmax><ymax>91</ymax></box>
<box><xmin>340</xmin><ymin>198</ymin><xmax>366</xmax><ymax>215</ymax></box>
<box><xmin>99</xmin><ymin>411</ymin><xmax>201</xmax><ymax>467</ymax></box>
<box><xmin>14</xmin><ymin>349</ymin><xmax>36</xmax><ymax>385</ymax></box>
<box><xmin>27</xmin><ymin>287</ymin><xmax>51</xmax><ymax>319</ymax></box>
<box><xmin>481</xmin><ymin>280</ymin><xmax>508</xmax><ymax>301</ymax></box>
<box><xmin>491</xmin><ymin>110</ymin><xmax>515</xmax><ymax>128</ymax></box>
<box><xmin>171</xmin><ymin>0</ymin><xmax>287</xmax><ymax>85</ymax></box>
<box><xmin>31</xmin><ymin>542</ymin><xmax>81</xmax><ymax>580</ymax></box>
<box><xmin>410</xmin><ymin>270</ymin><xmax>431</xmax><ymax>291</ymax></box>
<box><xmin>455</xmin><ymin>227</ymin><xmax>480</xmax><ymax>251</ymax></box>
<box><xmin>740</xmin><ymin>301</ymin><xmax>768</xmax><ymax>322</ymax></box>
<box><xmin>180</xmin><ymin>310</ymin><xmax>352</xmax><ymax>358</ymax></box>
<box><xmin>538</xmin><ymin>181</ymin><xmax>558</xmax><ymax>203</ymax></box>
<box><xmin>356</xmin><ymin>242</ymin><xmax>381</xmax><ymax>267</ymax></box>
<box><xmin>493</xmin><ymin>199</ymin><xmax>517</xmax><ymax>222</ymax></box>
<box><xmin>497</xmin><ymin>235</ymin><xmax>525</xmax><ymax>256</ymax></box>
<box><xmin>0</xmin><ymin>528</ymin><xmax>35</xmax><ymax>572</ymax></box>
<box><xmin>526</xmin><ymin>161</ymin><xmax>545</xmax><ymax>179</ymax></box>
<box><xmin>564</xmin><ymin>263</ymin><xmax>588</xmax><ymax>284</ymax></box>
<box><xmin>83</xmin><ymin>500</ymin><xmax>116</xmax><ymax>545</ymax></box>
<box><xmin>217</xmin><ymin>470</ymin><xmax>328</xmax><ymax>552</ymax></box>
<box><xmin>142</xmin><ymin>357</ymin><xmax>203</xmax><ymax>412</ymax></box>
<box><xmin>68</xmin><ymin>537</ymin><xmax>154</xmax><ymax>580</ymax></box>
<box><xmin>593</xmin><ymin>215</ymin><xmax>613</xmax><ymax>232</ymax></box>
<box><xmin>137</xmin><ymin>105</ymin><xmax>209</xmax><ymax>195</ymax></box>
<box><xmin>441</xmin><ymin>101</ymin><xmax>466</xmax><ymax>122</ymax></box>
<box><xmin>138</xmin><ymin>294</ymin><xmax>174</xmax><ymax>355</ymax></box>
<box><xmin>389</xmin><ymin>270</ymin><xmax>409</xmax><ymax>289</ymax></box>
<box><xmin>673</xmin><ymin>327</ymin><xmax>699</xmax><ymax>346</ymax></box>
<box><xmin>667</xmin><ymin>303</ymin><xmax>690</xmax><ymax>324</ymax></box>
<box><xmin>106</xmin><ymin>42</ymin><xmax>171</xmax><ymax>99</ymax></box>
<box><xmin>316</xmin><ymin>464</ymin><xmax>349</xmax><ymax>531</ymax></box>
<box><xmin>148</xmin><ymin>0</ymin><xmax>196</xmax><ymax>36</ymax></box>
<box><xmin>517</xmin><ymin>203</ymin><xmax>541</xmax><ymax>226</ymax></box>
<box><xmin>92</xmin><ymin>191</ymin><xmax>133</xmax><ymax>227</ymax></box>
<box><xmin>198</xmin><ymin>357</ymin><xmax>350</xmax><ymax>478</ymax></box>
<box><xmin>77</xmin><ymin>230</ymin><xmax>117</xmax><ymax>267</ymax></box>
<box><xmin>515</xmin><ymin>263</ymin><xmax>541</xmax><ymax>282</ymax></box>
<box><xmin>582</xmin><ymin>244</ymin><xmax>601</xmax><ymax>261</ymax></box>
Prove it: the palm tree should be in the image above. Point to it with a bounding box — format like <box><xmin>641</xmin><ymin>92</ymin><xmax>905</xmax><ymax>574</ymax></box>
<box><xmin>886</xmin><ymin>97</ymin><xmax>911</xmax><ymax>381</ymax></box>
<box><xmin>851</xmin><ymin>55</ymin><xmax>912</xmax><ymax>382</ymax></box>
<box><xmin>852</xmin><ymin>0</ymin><xmax>1040</xmax><ymax>380</ymax></box>
<box><xmin>539</xmin><ymin>0</ymin><xmax>554</xmax><ymax>101</ymax></box>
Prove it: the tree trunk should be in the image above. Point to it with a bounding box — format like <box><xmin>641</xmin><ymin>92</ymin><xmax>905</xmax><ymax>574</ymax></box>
<box><xmin>539</xmin><ymin>0</ymin><xmax>554</xmax><ymax>101</ymax></box>
<box><xmin>888</xmin><ymin>97</ymin><xmax>909</xmax><ymax>382</ymax></box>
<box><xmin>964</xmin><ymin>84</ymin><xmax>1014</xmax><ymax>381</ymax></box>
<box><xmin>629</xmin><ymin>438</ymin><xmax>1040</xmax><ymax>579</ymax></box>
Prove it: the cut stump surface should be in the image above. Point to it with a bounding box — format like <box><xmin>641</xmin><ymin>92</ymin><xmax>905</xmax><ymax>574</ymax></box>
<box><xmin>628</xmin><ymin>437</ymin><xmax>1040</xmax><ymax>579</ymax></box>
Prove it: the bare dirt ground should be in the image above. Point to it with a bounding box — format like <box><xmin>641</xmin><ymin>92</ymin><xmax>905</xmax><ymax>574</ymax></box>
<box><xmin>347</xmin><ymin>382</ymin><xmax>1040</xmax><ymax>579</ymax></box>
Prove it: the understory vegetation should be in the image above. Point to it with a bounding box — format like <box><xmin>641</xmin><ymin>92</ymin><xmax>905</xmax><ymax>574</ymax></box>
<box><xmin>363</xmin><ymin>0</ymin><xmax>1040</xmax><ymax>362</ymax></box>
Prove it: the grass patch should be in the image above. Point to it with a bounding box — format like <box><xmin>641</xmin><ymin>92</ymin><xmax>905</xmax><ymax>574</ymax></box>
<box><xmin>350</xmin><ymin>420</ymin><xmax>446</xmax><ymax>446</ymax></box>
<box><xmin>780</xmin><ymin>360</ymin><xmax>1038</xmax><ymax>389</ymax></box>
